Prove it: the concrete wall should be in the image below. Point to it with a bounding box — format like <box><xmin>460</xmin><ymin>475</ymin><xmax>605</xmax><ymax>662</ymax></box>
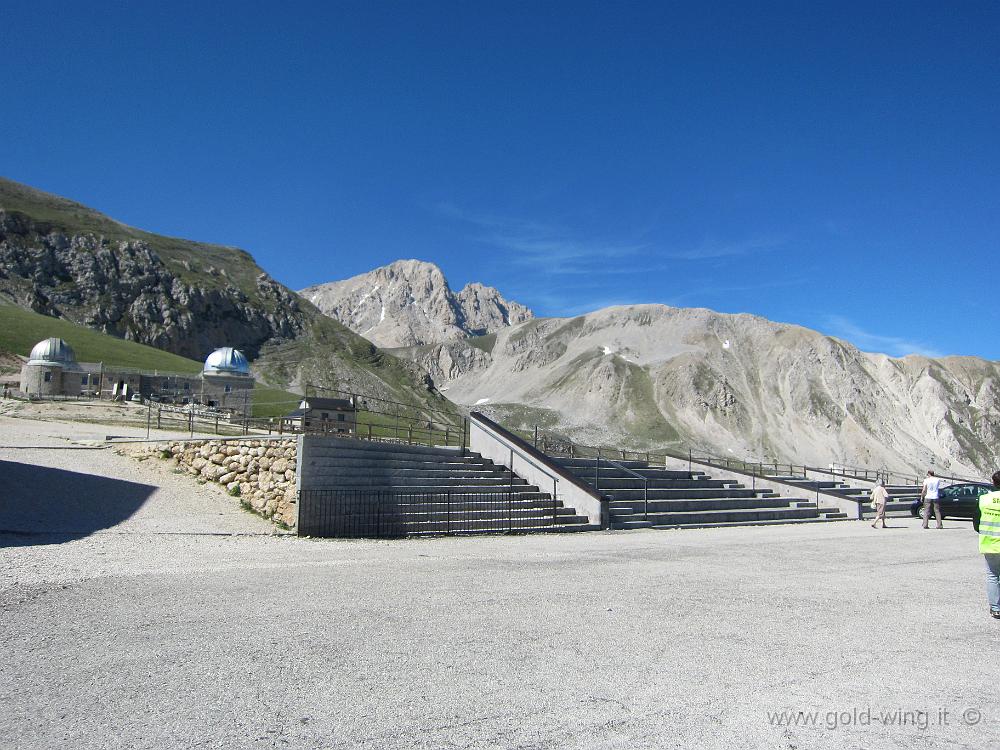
<box><xmin>469</xmin><ymin>414</ymin><xmax>607</xmax><ymax>527</ymax></box>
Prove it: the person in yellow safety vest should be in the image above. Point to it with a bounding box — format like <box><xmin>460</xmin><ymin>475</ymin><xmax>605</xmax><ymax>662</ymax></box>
<box><xmin>972</xmin><ymin>470</ymin><xmax>1000</xmax><ymax>620</ymax></box>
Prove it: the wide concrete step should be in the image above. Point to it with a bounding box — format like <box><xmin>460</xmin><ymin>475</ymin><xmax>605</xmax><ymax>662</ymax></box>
<box><xmin>556</xmin><ymin>460</ymin><xmax>699</xmax><ymax>479</ymax></box>
<box><xmin>311</xmin><ymin>484</ymin><xmax>544</xmax><ymax>495</ymax></box>
<box><xmin>561</xmin><ymin>465</ymin><xmax>707</xmax><ymax>479</ymax></box>
<box><xmin>649</xmin><ymin>516</ymin><xmax>850</xmax><ymax>530</ymax></box>
<box><xmin>563</xmin><ymin>470</ymin><xmax>738</xmax><ymax>487</ymax></box>
<box><xmin>598</xmin><ymin>487</ymin><xmax>771</xmax><ymax>501</ymax></box>
<box><xmin>612</xmin><ymin>506</ymin><xmax>824</xmax><ymax>526</ymax></box>
<box><xmin>303</xmin><ymin>445</ymin><xmax>480</xmax><ymax>463</ymax></box>
<box><xmin>608</xmin><ymin>496</ymin><xmax>812</xmax><ymax>513</ymax></box>
<box><xmin>304</xmin><ymin>464</ymin><xmax>510</xmax><ymax>478</ymax></box>
<box><xmin>304</xmin><ymin>437</ymin><xmax>471</xmax><ymax>455</ymax></box>
<box><xmin>304</xmin><ymin>475</ymin><xmax>531</xmax><ymax>488</ymax></box>
<box><xmin>407</xmin><ymin>521</ymin><xmax>602</xmax><ymax>536</ymax></box>
<box><xmin>592</xmin><ymin>478</ymin><xmax>759</xmax><ymax>492</ymax></box>
<box><xmin>321</xmin><ymin>496</ymin><xmax>570</xmax><ymax>511</ymax></box>
<box><xmin>337</xmin><ymin>506</ymin><xmax>586</xmax><ymax>523</ymax></box>
<box><xmin>303</xmin><ymin>456</ymin><xmax>492</xmax><ymax>471</ymax></box>
<box><xmin>318</xmin><ymin>512</ymin><xmax>593</xmax><ymax>534</ymax></box>
<box><xmin>553</xmin><ymin>457</ymin><xmax>656</xmax><ymax>470</ymax></box>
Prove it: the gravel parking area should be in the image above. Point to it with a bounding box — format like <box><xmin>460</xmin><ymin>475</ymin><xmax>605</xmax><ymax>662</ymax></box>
<box><xmin>1</xmin><ymin>414</ymin><xmax>997</xmax><ymax>749</ymax></box>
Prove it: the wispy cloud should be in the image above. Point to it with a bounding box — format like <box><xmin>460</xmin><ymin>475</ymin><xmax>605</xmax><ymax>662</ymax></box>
<box><xmin>823</xmin><ymin>315</ymin><xmax>942</xmax><ymax>358</ymax></box>
<box><xmin>661</xmin><ymin>235</ymin><xmax>786</xmax><ymax>261</ymax></box>
<box><xmin>433</xmin><ymin>201</ymin><xmax>791</xmax><ymax>316</ymax></box>
<box><xmin>434</xmin><ymin>202</ymin><xmax>647</xmax><ymax>274</ymax></box>
<box><xmin>506</xmin><ymin>289</ymin><xmax>649</xmax><ymax>318</ymax></box>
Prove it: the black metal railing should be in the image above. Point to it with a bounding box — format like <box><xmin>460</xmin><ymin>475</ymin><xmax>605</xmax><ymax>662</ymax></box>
<box><xmin>297</xmin><ymin>489</ymin><xmax>561</xmax><ymax>539</ymax></box>
<box><xmin>593</xmin><ymin>449</ymin><xmax>650</xmax><ymax>520</ymax></box>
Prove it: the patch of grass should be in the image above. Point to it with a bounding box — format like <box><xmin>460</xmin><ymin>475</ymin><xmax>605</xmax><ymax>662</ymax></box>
<box><xmin>466</xmin><ymin>333</ymin><xmax>497</xmax><ymax>355</ymax></box>
<box><xmin>228</xmin><ymin>484</ymin><xmax>241</xmax><ymax>497</ymax></box>
<box><xmin>251</xmin><ymin>387</ymin><xmax>302</xmax><ymax>419</ymax></box>
<box><xmin>0</xmin><ymin>302</ymin><xmax>203</xmax><ymax>373</ymax></box>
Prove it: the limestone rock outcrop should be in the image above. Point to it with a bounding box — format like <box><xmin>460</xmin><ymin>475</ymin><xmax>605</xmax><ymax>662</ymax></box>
<box><xmin>0</xmin><ymin>209</ymin><xmax>308</xmax><ymax>360</ymax></box>
<box><xmin>301</xmin><ymin>260</ymin><xmax>532</xmax><ymax>348</ymax></box>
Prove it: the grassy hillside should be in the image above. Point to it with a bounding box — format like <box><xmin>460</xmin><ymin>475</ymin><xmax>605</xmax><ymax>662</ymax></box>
<box><xmin>0</xmin><ymin>302</ymin><xmax>202</xmax><ymax>373</ymax></box>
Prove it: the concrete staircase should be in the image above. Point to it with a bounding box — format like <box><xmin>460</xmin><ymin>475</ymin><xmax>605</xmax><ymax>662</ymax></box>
<box><xmin>297</xmin><ymin>438</ymin><xmax>598</xmax><ymax>536</ymax></box>
<box><xmin>771</xmin><ymin>476</ymin><xmax>921</xmax><ymax>518</ymax></box>
<box><xmin>553</xmin><ymin>457</ymin><xmax>849</xmax><ymax>529</ymax></box>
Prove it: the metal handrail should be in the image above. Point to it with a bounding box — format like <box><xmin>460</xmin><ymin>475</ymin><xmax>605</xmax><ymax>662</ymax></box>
<box><xmin>596</xmin><ymin>449</ymin><xmax>650</xmax><ymax>520</ymax></box>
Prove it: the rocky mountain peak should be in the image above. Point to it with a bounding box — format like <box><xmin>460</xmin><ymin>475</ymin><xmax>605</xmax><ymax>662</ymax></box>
<box><xmin>300</xmin><ymin>260</ymin><xmax>533</xmax><ymax>348</ymax></box>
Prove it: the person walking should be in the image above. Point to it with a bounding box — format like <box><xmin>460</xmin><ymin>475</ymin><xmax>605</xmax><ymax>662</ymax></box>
<box><xmin>972</xmin><ymin>471</ymin><xmax>1000</xmax><ymax>620</ymax></box>
<box><xmin>920</xmin><ymin>470</ymin><xmax>943</xmax><ymax>529</ymax></box>
<box><xmin>870</xmin><ymin>479</ymin><xmax>889</xmax><ymax>528</ymax></box>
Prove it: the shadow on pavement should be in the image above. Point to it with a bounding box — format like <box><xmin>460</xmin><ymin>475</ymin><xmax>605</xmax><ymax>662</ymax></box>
<box><xmin>0</xmin><ymin>460</ymin><xmax>157</xmax><ymax>546</ymax></box>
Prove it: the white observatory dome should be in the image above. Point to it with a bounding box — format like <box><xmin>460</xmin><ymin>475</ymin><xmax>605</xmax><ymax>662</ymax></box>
<box><xmin>28</xmin><ymin>338</ymin><xmax>77</xmax><ymax>367</ymax></box>
<box><xmin>203</xmin><ymin>347</ymin><xmax>251</xmax><ymax>376</ymax></box>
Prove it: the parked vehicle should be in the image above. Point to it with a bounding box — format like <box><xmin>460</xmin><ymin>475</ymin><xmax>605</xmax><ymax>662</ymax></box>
<box><xmin>910</xmin><ymin>482</ymin><xmax>992</xmax><ymax>520</ymax></box>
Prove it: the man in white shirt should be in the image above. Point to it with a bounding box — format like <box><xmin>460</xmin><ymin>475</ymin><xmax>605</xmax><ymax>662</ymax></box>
<box><xmin>921</xmin><ymin>470</ymin><xmax>943</xmax><ymax>529</ymax></box>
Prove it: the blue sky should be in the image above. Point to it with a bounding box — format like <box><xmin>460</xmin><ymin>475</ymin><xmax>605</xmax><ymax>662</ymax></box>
<box><xmin>2</xmin><ymin>1</ymin><xmax>998</xmax><ymax>359</ymax></box>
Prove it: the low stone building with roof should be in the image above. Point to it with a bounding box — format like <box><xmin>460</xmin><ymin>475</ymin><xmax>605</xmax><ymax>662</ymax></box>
<box><xmin>18</xmin><ymin>338</ymin><xmax>255</xmax><ymax>416</ymax></box>
<box><xmin>282</xmin><ymin>396</ymin><xmax>357</xmax><ymax>433</ymax></box>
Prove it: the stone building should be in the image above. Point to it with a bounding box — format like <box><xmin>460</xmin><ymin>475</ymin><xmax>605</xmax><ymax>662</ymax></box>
<box><xmin>282</xmin><ymin>396</ymin><xmax>357</xmax><ymax>433</ymax></box>
<box><xmin>19</xmin><ymin>338</ymin><xmax>255</xmax><ymax>415</ymax></box>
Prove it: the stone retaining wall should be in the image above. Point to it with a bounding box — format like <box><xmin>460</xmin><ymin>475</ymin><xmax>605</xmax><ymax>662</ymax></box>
<box><xmin>161</xmin><ymin>438</ymin><xmax>298</xmax><ymax>527</ymax></box>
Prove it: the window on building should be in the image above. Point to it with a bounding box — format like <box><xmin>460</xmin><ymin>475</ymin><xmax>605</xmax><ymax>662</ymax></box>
<box><xmin>81</xmin><ymin>374</ymin><xmax>89</xmax><ymax>385</ymax></box>
<box><xmin>337</xmin><ymin>413</ymin><xmax>345</xmax><ymax>422</ymax></box>
<box><xmin>184</xmin><ymin>382</ymin><xmax>190</xmax><ymax>391</ymax></box>
<box><xmin>43</xmin><ymin>372</ymin><xmax>52</xmax><ymax>382</ymax></box>
<box><xmin>225</xmin><ymin>384</ymin><xmax>232</xmax><ymax>393</ymax></box>
<box><xmin>321</xmin><ymin>412</ymin><xmax>329</xmax><ymax>419</ymax></box>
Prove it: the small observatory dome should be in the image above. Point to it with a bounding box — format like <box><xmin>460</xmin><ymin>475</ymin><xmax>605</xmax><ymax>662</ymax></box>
<box><xmin>28</xmin><ymin>337</ymin><xmax>77</xmax><ymax>367</ymax></box>
<box><xmin>203</xmin><ymin>347</ymin><xmax>251</xmax><ymax>376</ymax></box>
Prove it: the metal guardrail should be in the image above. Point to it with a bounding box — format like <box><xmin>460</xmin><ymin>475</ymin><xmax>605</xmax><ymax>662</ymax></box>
<box><xmin>529</xmin><ymin>426</ymin><xmax>984</xmax><ymax>489</ymax></box>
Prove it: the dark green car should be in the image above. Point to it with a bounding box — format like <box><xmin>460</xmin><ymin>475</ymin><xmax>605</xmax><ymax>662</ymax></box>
<box><xmin>910</xmin><ymin>482</ymin><xmax>992</xmax><ymax>520</ymax></box>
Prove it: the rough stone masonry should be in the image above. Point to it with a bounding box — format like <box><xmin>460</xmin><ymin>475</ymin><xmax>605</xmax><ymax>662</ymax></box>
<box><xmin>154</xmin><ymin>438</ymin><xmax>298</xmax><ymax>527</ymax></box>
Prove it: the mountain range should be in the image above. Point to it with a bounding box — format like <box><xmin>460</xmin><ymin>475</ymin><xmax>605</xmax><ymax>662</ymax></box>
<box><xmin>310</xmin><ymin>260</ymin><xmax>999</xmax><ymax>478</ymax></box>
<box><xmin>2</xmin><ymin>176</ymin><xmax>997</xmax><ymax>477</ymax></box>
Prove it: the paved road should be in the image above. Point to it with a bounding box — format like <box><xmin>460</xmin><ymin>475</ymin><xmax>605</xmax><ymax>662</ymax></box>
<box><xmin>1</xmin><ymin>416</ymin><xmax>997</xmax><ymax>749</ymax></box>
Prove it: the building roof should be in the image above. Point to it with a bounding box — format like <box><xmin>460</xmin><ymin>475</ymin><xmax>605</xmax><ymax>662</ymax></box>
<box><xmin>300</xmin><ymin>397</ymin><xmax>355</xmax><ymax>411</ymax></box>
<box><xmin>28</xmin><ymin>338</ymin><xmax>77</xmax><ymax>367</ymax></box>
<box><xmin>203</xmin><ymin>347</ymin><xmax>251</xmax><ymax>376</ymax></box>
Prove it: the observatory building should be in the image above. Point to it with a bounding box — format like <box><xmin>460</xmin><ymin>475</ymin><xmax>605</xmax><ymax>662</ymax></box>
<box><xmin>18</xmin><ymin>338</ymin><xmax>255</xmax><ymax>415</ymax></box>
